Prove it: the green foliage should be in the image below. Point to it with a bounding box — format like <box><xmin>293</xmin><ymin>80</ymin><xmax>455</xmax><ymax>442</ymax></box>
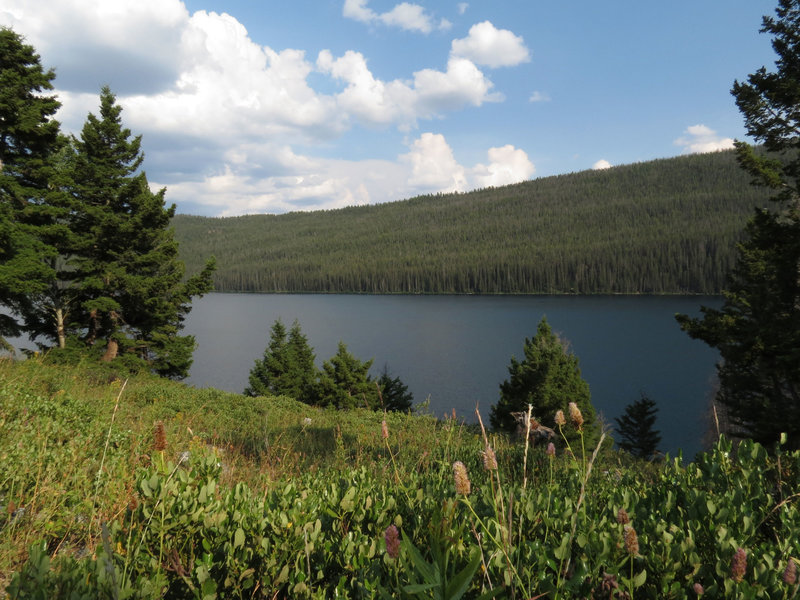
<box><xmin>678</xmin><ymin>1</ymin><xmax>800</xmax><ymax>450</ymax></box>
<box><xmin>490</xmin><ymin>317</ymin><xmax>598</xmax><ymax>444</ymax></box>
<box><xmin>0</xmin><ymin>28</ymin><xmax>63</xmax><ymax>349</ymax></box>
<box><xmin>2</xmin><ymin>360</ymin><xmax>799</xmax><ymax>599</ymax></box>
<box><xmin>173</xmin><ymin>150</ymin><xmax>770</xmax><ymax>295</ymax></box>
<box><xmin>56</xmin><ymin>87</ymin><xmax>215</xmax><ymax>378</ymax></box>
<box><xmin>317</xmin><ymin>341</ymin><xmax>380</xmax><ymax>410</ymax></box>
<box><xmin>377</xmin><ymin>364</ymin><xmax>414</xmax><ymax>413</ymax></box>
<box><xmin>244</xmin><ymin>319</ymin><xmax>318</xmax><ymax>403</ymax></box>
<box><xmin>614</xmin><ymin>394</ymin><xmax>662</xmax><ymax>459</ymax></box>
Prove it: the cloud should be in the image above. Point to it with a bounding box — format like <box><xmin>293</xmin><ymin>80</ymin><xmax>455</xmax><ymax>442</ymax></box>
<box><xmin>451</xmin><ymin>21</ymin><xmax>530</xmax><ymax>68</ymax></box>
<box><xmin>318</xmin><ymin>51</ymin><xmax>502</xmax><ymax>127</ymax></box>
<box><xmin>403</xmin><ymin>133</ymin><xmax>468</xmax><ymax>192</ymax></box>
<box><xmin>472</xmin><ymin>145</ymin><xmax>535</xmax><ymax>188</ymax></box>
<box><xmin>674</xmin><ymin>124</ymin><xmax>734</xmax><ymax>154</ymax></box>
<box><xmin>592</xmin><ymin>159</ymin><xmax>612</xmax><ymax>170</ymax></box>
<box><xmin>343</xmin><ymin>0</ymin><xmax>448</xmax><ymax>33</ymax></box>
<box><xmin>0</xmin><ymin>0</ymin><xmax>528</xmax><ymax>216</ymax></box>
<box><xmin>529</xmin><ymin>90</ymin><xmax>550</xmax><ymax>103</ymax></box>
<box><xmin>457</xmin><ymin>3</ymin><xmax>469</xmax><ymax>15</ymax></box>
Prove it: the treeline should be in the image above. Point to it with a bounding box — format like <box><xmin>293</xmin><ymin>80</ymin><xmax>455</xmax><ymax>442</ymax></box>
<box><xmin>174</xmin><ymin>150</ymin><xmax>770</xmax><ymax>295</ymax></box>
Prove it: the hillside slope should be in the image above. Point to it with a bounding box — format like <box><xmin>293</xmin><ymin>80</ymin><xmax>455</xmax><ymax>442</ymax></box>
<box><xmin>174</xmin><ymin>150</ymin><xmax>770</xmax><ymax>294</ymax></box>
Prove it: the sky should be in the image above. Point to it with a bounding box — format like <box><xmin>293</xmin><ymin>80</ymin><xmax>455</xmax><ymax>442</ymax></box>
<box><xmin>1</xmin><ymin>0</ymin><xmax>779</xmax><ymax>216</ymax></box>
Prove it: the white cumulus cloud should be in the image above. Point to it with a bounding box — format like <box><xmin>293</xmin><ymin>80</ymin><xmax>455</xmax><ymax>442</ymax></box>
<box><xmin>473</xmin><ymin>145</ymin><xmax>535</xmax><ymax>188</ymax></box>
<box><xmin>674</xmin><ymin>124</ymin><xmax>734</xmax><ymax>154</ymax></box>
<box><xmin>0</xmin><ymin>0</ymin><xmax>529</xmax><ymax>215</ymax></box>
<box><xmin>592</xmin><ymin>159</ymin><xmax>612</xmax><ymax>170</ymax></box>
<box><xmin>343</xmin><ymin>0</ymin><xmax>448</xmax><ymax>33</ymax></box>
<box><xmin>451</xmin><ymin>21</ymin><xmax>530</xmax><ymax>68</ymax></box>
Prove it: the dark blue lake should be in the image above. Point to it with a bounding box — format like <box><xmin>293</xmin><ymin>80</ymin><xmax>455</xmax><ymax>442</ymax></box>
<box><xmin>184</xmin><ymin>293</ymin><xmax>721</xmax><ymax>458</ymax></box>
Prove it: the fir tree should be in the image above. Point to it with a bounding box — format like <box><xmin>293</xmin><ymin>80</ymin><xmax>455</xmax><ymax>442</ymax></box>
<box><xmin>0</xmin><ymin>28</ymin><xmax>63</xmax><ymax>350</ymax></box>
<box><xmin>317</xmin><ymin>341</ymin><xmax>379</xmax><ymax>410</ymax></box>
<box><xmin>677</xmin><ymin>0</ymin><xmax>800</xmax><ymax>449</ymax></box>
<box><xmin>245</xmin><ymin>319</ymin><xmax>318</xmax><ymax>402</ymax></box>
<box><xmin>64</xmin><ymin>87</ymin><xmax>214</xmax><ymax>377</ymax></box>
<box><xmin>614</xmin><ymin>394</ymin><xmax>661</xmax><ymax>459</ymax></box>
<box><xmin>490</xmin><ymin>317</ymin><xmax>598</xmax><ymax>444</ymax></box>
<box><xmin>377</xmin><ymin>364</ymin><xmax>413</xmax><ymax>412</ymax></box>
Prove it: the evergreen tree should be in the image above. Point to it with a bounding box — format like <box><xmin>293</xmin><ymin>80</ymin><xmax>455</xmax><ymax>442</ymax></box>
<box><xmin>490</xmin><ymin>317</ymin><xmax>598</xmax><ymax>444</ymax></box>
<box><xmin>677</xmin><ymin>0</ymin><xmax>800</xmax><ymax>450</ymax></box>
<box><xmin>244</xmin><ymin>319</ymin><xmax>318</xmax><ymax>402</ymax></box>
<box><xmin>285</xmin><ymin>320</ymin><xmax>318</xmax><ymax>403</ymax></box>
<box><xmin>244</xmin><ymin>319</ymin><xmax>289</xmax><ymax>397</ymax></box>
<box><xmin>64</xmin><ymin>87</ymin><xmax>214</xmax><ymax>377</ymax></box>
<box><xmin>377</xmin><ymin>364</ymin><xmax>414</xmax><ymax>412</ymax></box>
<box><xmin>614</xmin><ymin>394</ymin><xmax>661</xmax><ymax>459</ymax></box>
<box><xmin>317</xmin><ymin>341</ymin><xmax>379</xmax><ymax>409</ymax></box>
<box><xmin>0</xmin><ymin>28</ymin><xmax>63</xmax><ymax>350</ymax></box>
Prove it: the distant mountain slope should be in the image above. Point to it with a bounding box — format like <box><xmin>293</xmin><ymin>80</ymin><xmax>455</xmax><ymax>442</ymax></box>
<box><xmin>173</xmin><ymin>150</ymin><xmax>770</xmax><ymax>294</ymax></box>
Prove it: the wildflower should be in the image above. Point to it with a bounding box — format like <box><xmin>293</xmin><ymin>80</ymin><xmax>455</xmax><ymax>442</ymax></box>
<box><xmin>554</xmin><ymin>410</ymin><xmax>566</xmax><ymax>427</ymax></box>
<box><xmin>384</xmin><ymin>525</ymin><xmax>400</xmax><ymax>559</ymax></box>
<box><xmin>302</xmin><ymin>417</ymin><xmax>312</xmax><ymax>426</ymax></box>
<box><xmin>568</xmin><ymin>402</ymin><xmax>584</xmax><ymax>430</ymax></box>
<box><xmin>153</xmin><ymin>421</ymin><xmax>167</xmax><ymax>452</ymax></box>
<box><xmin>453</xmin><ymin>461</ymin><xmax>471</xmax><ymax>496</ymax></box>
<box><xmin>693</xmin><ymin>582</ymin><xmax>704</xmax><ymax>596</ymax></box>
<box><xmin>730</xmin><ymin>547</ymin><xmax>747</xmax><ymax>583</ymax></box>
<box><xmin>616</xmin><ymin>508</ymin><xmax>630</xmax><ymax>525</ymax></box>
<box><xmin>784</xmin><ymin>558</ymin><xmax>797</xmax><ymax>585</ymax></box>
<box><xmin>381</xmin><ymin>420</ymin><xmax>389</xmax><ymax>440</ymax></box>
<box><xmin>546</xmin><ymin>442</ymin><xmax>556</xmax><ymax>457</ymax></box>
<box><xmin>623</xmin><ymin>525</ymin><xmax>639</xmax><ymax>556</ymax></box>
<box><xmin>178</xmin><ymin>451</ymin><xmax>190</xmax><ymax>465</ymax></box>
<box><xmin>482</xmin><ymin>445</ymin><xmax>498</xmax><ymax>471</ymax></box>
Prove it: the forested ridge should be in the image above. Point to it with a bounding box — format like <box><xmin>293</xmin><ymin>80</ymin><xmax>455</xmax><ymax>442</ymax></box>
<box><xmin>174</xmin><ymin>150</ymin><xmax>770</xmax><ymax>294</ymax></box>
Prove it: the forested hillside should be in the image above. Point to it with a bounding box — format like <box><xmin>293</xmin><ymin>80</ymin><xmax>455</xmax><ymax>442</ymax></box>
<box><xmin>174</xmin><ymin>150</ymin><xmax>769</xmax><ymax>294</ymax></box>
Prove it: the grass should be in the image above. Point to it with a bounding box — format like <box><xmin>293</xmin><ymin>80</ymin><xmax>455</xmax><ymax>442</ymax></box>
<box><xmin>1</xmin><ymin>357</ymin><xmax>798</xmax><ymax>599</ymax></box>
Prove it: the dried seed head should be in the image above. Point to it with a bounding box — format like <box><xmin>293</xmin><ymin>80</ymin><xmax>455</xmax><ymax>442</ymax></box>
<box><xmin>384</xmin><ymin>525</ymin><xmax>400</xmax><ymax>559</ymax></box>
<box><xmin>153</xmin><ymin>421</ymin><xmax>167</xmax><ymax>452</ymax></box>
<box><xmin>453</xmin><ymin>461</ymin><xmax>471</xmax><ymax>496</ymax></box>
<box><xmin>554</xmin><ymin>410</ymin><xmax>566</xmax><ymax>427</ymax></box>
<box><xmin>568</xmin><ymin>402</ymin><xmax>584</xmax><ymax>430</ymax></box>
<box><xmin>482</xmin><ymin>445</ymin><xmax>498</xmax><ymax>471</ymax></box>
<box><xmin>546</xmin><ymin>442</ymin><xmax>556</xmax><ymax>457</ymax></box>
<box><xmin>693</xmin><ymin>582</ymin><xmax>704</xmax><ymax>596</ymax></box>
<box><xmin>616</xmin><ymin>508</ymin><xmax>630</xmax><ymax>525</ymax></box>
<box><xmin>381</xmin><ymin>420</ymin><xmax>389</xmax><ymax>440</ymax></box>
<box><xmin>730</xmin><ymin>548</ymin><xmax>747</xmax><ymax>583</ymax></box>
<box><xmin>783</xmin><ymin>558</ymin><xmax>797</xmax><ymax>585</ymax></box>
<box><xmin>623</xmin><ymin>525</ymin><xmax>639</xmax><ymax>556</ymax></box>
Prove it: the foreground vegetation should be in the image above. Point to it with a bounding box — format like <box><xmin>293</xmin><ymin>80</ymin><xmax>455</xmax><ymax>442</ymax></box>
<box><xmin>174</xmin><ymin>150</ymin><xmax>769</xmax><ymax>295</ymax></box>
<box><xmin>1</xmin><ymin>359</ymin><xmax>798</xmax><ymax>599</ymax></box>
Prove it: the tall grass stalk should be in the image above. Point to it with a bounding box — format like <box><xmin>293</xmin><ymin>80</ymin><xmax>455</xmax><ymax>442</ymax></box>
<box><xmin>89</xmin><ymin>379</ymin><xmax>128</xmax><ymax>541</ymax></box>
<box><xmin>555</xmin><ymin>431</ymin><xmax>606</xmax><ymax>599</ymax></box>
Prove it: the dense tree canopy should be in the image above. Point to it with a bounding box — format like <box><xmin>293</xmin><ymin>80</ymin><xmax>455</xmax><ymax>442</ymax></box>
<box><xmin>490</xmin><ymin>317</ymin><xmax>598</xmax><ymax>445</ymax></box>
<box><xmin>0</xmin><ymin>28</ymin><xmax>63</xmax><ymax>349</ymax></box>
<box><xmin>173</xmin><ymin>150</ymin><xmax>769</xmax><ymax>296</ymax></box>
<box><xmin>677</xmin><ymin>0</ymin><xmax>800</xmax><ymax>450</ymax></box>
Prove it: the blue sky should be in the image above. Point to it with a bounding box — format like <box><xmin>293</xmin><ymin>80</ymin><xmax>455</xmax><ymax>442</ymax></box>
<box><xmin>1</xmin><ymin>0</ymin><xmax>778</xmax><ymax>216</ymax></box>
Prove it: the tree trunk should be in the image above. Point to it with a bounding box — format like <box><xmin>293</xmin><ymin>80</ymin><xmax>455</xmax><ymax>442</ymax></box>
<box><xmin>101</xmin><ymin>339</ymin><xmax>118</xmax><ymax>362</ymax></box>
<box><xmin>55</xmin><ymin>307</ymin><xmax>66</xmax><ymax>349</ymax></box>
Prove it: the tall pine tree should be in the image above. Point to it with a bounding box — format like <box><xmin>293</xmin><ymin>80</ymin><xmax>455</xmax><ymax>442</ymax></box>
<box><xmin>317</xmin><ymin>342</ymin><xmax>379</xmax><ymax>410</ymax></box>
<box><xmin>64</xmin><ymin>87</ymin><xmax>214</xmax><ymax>377</ymax></box>
<box><xmin>0</xmin><ymin>28</ymin><xmax>64</xmax><ymax>350</ymax></box>
<box><xmin>677</xmin><ymin>0</ymin><xmax>800</xmax><ymax>449</ymax></box>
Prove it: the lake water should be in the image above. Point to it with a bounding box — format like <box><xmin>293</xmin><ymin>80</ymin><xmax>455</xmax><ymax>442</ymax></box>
<box><xmin>184</xmin><ymin>293</ymin><xmax>721</xmax><ymax>458</ymax></box>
